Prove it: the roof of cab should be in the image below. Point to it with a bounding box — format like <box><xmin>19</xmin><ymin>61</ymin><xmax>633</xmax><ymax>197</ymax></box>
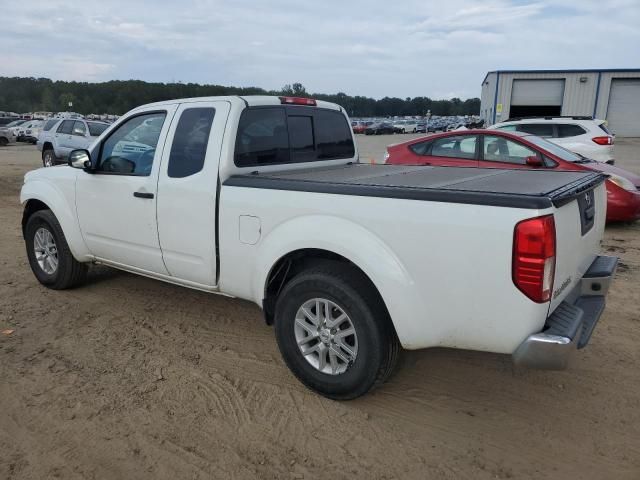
<box><xmin>129</xmin><ymin>95</ymin><xmax>342</xmax><ymax>112</ymax></box>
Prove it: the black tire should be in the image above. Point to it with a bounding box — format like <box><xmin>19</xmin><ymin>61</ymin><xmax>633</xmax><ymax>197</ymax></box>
<box><xmin>25</xmin><ymin>210</ymin><xmax>87</xmax><ymax>289</ymax></box>
<box><xmin>42</xmin><ymin>148</ymin><xmax>56</xmax><ymax>167</ymax></box>
<box><xmin>0</xmin><ymin>137</ymin><xmax>8</xmax><ymax>147</ymax></box>
<box><xmin>274</xmin><ymin>262</ymin><xmax>399</xmax><ymax>400</ymax></box>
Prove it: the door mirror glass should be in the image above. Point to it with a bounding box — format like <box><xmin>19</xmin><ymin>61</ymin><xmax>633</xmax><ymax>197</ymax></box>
<box><xmin>68</xmin><ymin>149</ymin><xmax>91</xmax><ymax>169</ymax></box>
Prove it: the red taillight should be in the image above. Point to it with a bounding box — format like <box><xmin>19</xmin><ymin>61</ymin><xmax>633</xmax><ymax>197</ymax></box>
<box><xmin>592</xmin><ymin>136</ymin><xmax>613</xmax><ymax>145</ymax></box>
<box><xmin>279</xmin><ymin>96</ymin><xmax>317</xmax><ymax>106</ymax></box>
<box><xmin>513</xmin><ymin>215</ymin><xmax>556</xmax><ymax>303</ymax></box>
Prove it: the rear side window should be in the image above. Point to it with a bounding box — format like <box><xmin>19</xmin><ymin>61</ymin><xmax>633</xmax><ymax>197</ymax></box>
<box><xmin>598</xmin><ymin>123</ymin><xmax>612</xmax><ymax>135</ymax></box>
<box><xmin>168</xmin><ymin>108</ymin><xmax>215</xmax><ymax>178</ymax></box>
<box><xmin>409</xmin><ymin>140</ymin><xmax>432</xmax><ymax>155</ymax></box>
<box><xmin>517</xmin><ymin>123</ymin><xmax>553</xmax><ymax>137</ymax></box>
<box><xmin>315</xmin><ymin>110</ymin><xmax>355</xmax><ymax>159</ymax></box>
<box><xmin>73</xmin><ymin>121</ymin><xmax>87</xmax><ymax>136</ymax></box>
<box><xmin>88</xmin><ymin>122</ymin><xmax>108</xmax><ymax>137</ymax></box>
<box><xmin>431</xmin><ymin>135</ymin><xmax>477</xmax><ymax>159</ymax></box>
<box><xmin>235</xmin><ymin>108</ymin><xmax>289</xmax><ymax>166</ymax></box>
<box><xmin>43</xmin><ymin>119</ymin><xmax>58</xmax><ymax>131</ymax></box>
<box><xmin>557</xmin><ymin>124</ymin><xmax>586</xmax><ymax>138</ymax></box>
<box><xmin>57</xmin><ymin>120</ymin><xmax>74</xmax><ymax>134</ymax></box>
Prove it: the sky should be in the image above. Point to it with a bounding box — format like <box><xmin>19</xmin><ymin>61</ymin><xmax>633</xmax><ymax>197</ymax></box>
<box><xmin>2</xmin><ymin>0</ymin><xmax>639</xmax><ymax>100</ymax></box>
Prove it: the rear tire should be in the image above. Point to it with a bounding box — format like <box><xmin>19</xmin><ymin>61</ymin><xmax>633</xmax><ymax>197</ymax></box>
<box><xmin>25</xmin><ymin>210</ymin><xmax>87</xmax><ymax>289</ymax></box>
<box><xmin>0</xmin><ymin>137</ymin><xmax>8</xmax><ymax>147</ymax></box>
<box><xmin>274</xmin><ymin>262</ymin><xmax>399</xmax><ymax>400</ymax></box>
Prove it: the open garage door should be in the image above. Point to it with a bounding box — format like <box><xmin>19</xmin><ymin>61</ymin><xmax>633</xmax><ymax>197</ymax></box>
<box><xmin>509</xmin><ymin>79</ymin><xmax>564</xmax><ymax>118</ymax></box>
<box><xmin>606</xmin><ymin>79</ymin><xmax>640</xmax><ymax>137</ymax></box>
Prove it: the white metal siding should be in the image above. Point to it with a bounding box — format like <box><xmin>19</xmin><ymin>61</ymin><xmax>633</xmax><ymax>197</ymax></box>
<box><xmin>511</xmin><ymin>79</ymin><xmax>565</xmax><ymax>105</ymax></box>
<box><xmin>480</xmin><ymin>73</ymin><xmax>497</xmax><ymax>125</ymax></box>
<box><xmin>482</xmin><ymin>70</ymin><xmax>640</xmax><ymax>126</ymax></box>
<box><xmin>606</xmin><ymin>79</ymin><xmax>640</xmax><ymax>137</ymax></box>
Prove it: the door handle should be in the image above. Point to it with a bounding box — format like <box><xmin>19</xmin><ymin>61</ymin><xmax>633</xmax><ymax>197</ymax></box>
<box><xmin>133</xmin><ymin>192</ymin><xmax>154</xmax><ymax>199</ymax></box>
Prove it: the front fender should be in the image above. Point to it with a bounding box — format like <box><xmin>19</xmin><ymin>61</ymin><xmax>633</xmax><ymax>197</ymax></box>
<box><xmin>20</xmin><ymin>179</ymin><xmax>91</xmax><ymax>261</ymax></box>
<box><xmin>251</xmin><ymin>215</ymin><xmax>419</xmax><ymax>346</ymax></box>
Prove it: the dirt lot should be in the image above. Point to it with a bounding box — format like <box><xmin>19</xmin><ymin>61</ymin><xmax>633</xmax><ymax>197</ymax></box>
<box><xmin>1</xmin><ymin>137</ymin><xmax>639</xmax><ymax>479</ymax></box>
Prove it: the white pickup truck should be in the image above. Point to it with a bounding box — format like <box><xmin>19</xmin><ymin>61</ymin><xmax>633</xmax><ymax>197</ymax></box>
<box><xmin>20</xmin><ymin>95</ymin><xmax>617</xmax><ymax>399</ymax></box>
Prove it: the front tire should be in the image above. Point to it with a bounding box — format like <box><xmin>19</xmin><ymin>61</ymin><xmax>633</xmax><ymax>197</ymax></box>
<box><xmin>25</xmin><ymin>210</ymin><xmax>87</xmax><ymax>289</ymax></box>
<box><xmin>274</xmin><ymin>263</ymin><xmax>399</xmax><ymax>400</ymax></box>
<box><xmin>42</xmin><ymin>148</ymin><xmax>56</xmax><ymax>167</ymax></box>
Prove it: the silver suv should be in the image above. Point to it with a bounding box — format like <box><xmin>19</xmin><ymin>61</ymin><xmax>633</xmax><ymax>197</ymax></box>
<box><xmin>37</xmin><ymin>118</ymin><xmax>109</xmax><ymax>167</ymax></box>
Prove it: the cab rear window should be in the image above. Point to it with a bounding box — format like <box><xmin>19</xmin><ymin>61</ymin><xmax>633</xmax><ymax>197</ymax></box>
<box><xmin>234</xmin><ymin>107</ymin><xmax>354</xmax><ymax>167</ymax></box>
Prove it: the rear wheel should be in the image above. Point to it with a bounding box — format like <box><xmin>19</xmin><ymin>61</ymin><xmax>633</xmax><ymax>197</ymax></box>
<box><xmin>25</xmin><ymin>210</ymin><xmax>87</xmax><ymax>289</ymax></box>
<box><xmin>274</xmin><ymin>263</ymin><xmax>399</xmax><ymax>400</ymax></box>
<box><xmin>0</xmin><ymin>137</ymin><xmax>8</xmax><ymax>147</ymax></box>
<box><xmin>42</xmin><ymin>148</ymin><xmax>56</xmax><ymax>167</ymax></box>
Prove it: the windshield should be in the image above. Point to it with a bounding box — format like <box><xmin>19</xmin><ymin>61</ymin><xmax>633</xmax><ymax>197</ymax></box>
<box><xmin>87</xmin><ymin>122</ymin><xmax>109</xmax><ymax>136</ymax></box>
<box><xmin>6</xmin><ymin>120</ymin><xmax>25</xmax><ymax>127</ymax></box>
<box><xmin>524</xmin><ymin>135</ymin><xmax>582</xmax><ymax>162</ymax></box>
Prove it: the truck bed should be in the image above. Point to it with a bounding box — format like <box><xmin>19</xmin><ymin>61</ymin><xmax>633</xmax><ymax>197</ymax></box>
<box><xmin>224</xmin><ymin>164</ymin><xmax>607</xmax><ymax>209</ymax></box>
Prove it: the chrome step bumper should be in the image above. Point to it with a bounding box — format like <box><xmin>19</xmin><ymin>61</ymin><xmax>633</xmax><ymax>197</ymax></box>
<box><xmin>513</xmin><ymin>255</ymin><xmax>618</xmax><ymax>370</ymax></box>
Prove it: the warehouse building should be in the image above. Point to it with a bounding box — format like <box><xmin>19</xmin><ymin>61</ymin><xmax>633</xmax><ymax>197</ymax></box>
<box><xmin>480</xmin><ymin>69</ymin><xmax>640</xmax><ymax>136</ymax></box>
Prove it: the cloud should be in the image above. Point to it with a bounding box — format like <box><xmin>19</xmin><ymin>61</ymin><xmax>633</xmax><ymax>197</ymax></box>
<box><xmin>1</xmin><ymin>0</ymin><xmax>638</xmax><ymax>99</ymax></box>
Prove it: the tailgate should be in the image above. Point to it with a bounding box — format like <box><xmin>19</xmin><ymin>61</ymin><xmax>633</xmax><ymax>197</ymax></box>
<box><xmin>549</xmin><ymin>180</ymin><xmax>607</xmax><ymax>312</ymax></box>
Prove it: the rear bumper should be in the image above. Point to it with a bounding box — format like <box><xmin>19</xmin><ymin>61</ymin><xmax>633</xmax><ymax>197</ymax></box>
<box><xmin>513</xmin><ymin>255</ymin><xmax>618</xmax><ymax>369</ymax></box>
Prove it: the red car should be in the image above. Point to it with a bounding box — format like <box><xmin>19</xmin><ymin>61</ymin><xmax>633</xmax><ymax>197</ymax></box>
<box><xmin>352</xmin><ymin>121</ymin><xmax>372</xmax><ymax>134</ymax></box>
<box><xmin>385</xmin><ymin>130</ymin><xmax>640</xmax><ymax>222</ymax></box>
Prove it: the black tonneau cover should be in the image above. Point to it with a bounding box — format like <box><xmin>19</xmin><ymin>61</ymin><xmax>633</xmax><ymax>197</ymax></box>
<box><xmin>224</xmin><ymin>164</ymin><xmax>607</xmax><ymax>209</ymax></box>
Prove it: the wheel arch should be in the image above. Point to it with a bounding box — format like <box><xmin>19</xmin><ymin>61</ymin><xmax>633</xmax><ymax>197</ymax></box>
<box><xmin>42</xmin><ymin>141</ymin><xmax>55</xmax><ymax>158</ymax></box>
<box><xmin>252</xmin><ymin>215</ymin><xmax>417</xmax><ymax>345</ymax></box>
<box><xmin>20</xmin><ymin>183</ymin><xmax>91</xmax><ymax>261</ymax></box>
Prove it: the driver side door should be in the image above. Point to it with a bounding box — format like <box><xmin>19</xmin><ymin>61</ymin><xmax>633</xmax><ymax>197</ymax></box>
<box><xmin>75</xmin><ymin>105</ymin><xmax>177</xmax><ymax>274</ymax></box>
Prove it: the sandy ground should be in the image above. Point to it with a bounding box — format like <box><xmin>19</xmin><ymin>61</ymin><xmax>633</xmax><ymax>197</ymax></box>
<box><xmin>1</xmin><ymin>137</ymin><xmax>639</xmax><ymax>480</ymax></box>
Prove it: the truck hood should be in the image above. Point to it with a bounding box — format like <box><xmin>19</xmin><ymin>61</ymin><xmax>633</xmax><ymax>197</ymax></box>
<box><xmin>24</xmin><ymin>164</ymin><xmax>76</xmax><ymax>184</ymax></box>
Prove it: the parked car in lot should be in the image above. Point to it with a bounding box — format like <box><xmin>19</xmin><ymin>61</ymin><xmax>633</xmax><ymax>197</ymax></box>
<box><xmin>415</xmin><ymin>122</ymin><xmax>427</xmax><ymax>133</ymax></box>
<box><xmin>392</xmin><ymin>120</ymin><xmax>418</xmax><ymax>133</ymax></box>
<box><xmin>0</xmin><ymin>126</ymin><xmax>17</xmax><ymax>146</ymax></box>
<box><xmin>4</xmin><ymin>119</ymin><xmax>27</xmax><ymax>131</ymax></box>
<box><xmin>385</xmin><ymin>129</ymin><xmax>640</xmax><ymax>222</ymax></box>
<box><xmin>364</xmin><ymin>122</ymin><xmax>395</xmax><ymax>135</ymax></box>
<box><xmin>37</xmin><ymin>118</ymin><xmax>109</xmax><ymax>167</ymax></box>
<box><xmin>17</xmin><ymin>119</ymin><xmax>44</xmax><ymax>143</ymax></box>
<box><xmin>20</xmin><ymin>95</ymin><xmax>617</xmax><ymax>399</ymax></box>
<box><xmin>351</xmin><ymin>121</ymin><xmax>371</xmax><ymax>134</ymax></box>
<box><xmin>0</xmin><ymin>117</ymin><xmax>23</xmax><ymax>127</ymax></box>
<box><xmin>491</xmin><ymin>117</ymin><xmax>614</xmax><ymax>164</ymax></box>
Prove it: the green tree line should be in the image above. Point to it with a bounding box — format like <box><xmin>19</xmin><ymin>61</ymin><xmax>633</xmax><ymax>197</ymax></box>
<box><xmin>0</xmin><ymin>77</ymin><xmax>480</xmax><ymax>117</ymax></box>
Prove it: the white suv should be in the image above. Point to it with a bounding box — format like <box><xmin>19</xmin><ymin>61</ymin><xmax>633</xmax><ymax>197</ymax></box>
<box><xmin>490</xmin><ymin>117</ymin><xmax>614</xmax><ymax>164</ymax></box>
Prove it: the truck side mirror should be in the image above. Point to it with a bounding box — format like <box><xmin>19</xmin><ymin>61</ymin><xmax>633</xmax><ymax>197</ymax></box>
<box><xmin>68</xmin><ymin>149</ymin><xmax>92</xmax><ymax>171</ymax></box>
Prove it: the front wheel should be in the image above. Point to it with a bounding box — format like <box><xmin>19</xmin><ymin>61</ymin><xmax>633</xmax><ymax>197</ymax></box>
<box><xmin>42</xmin><ymin>148</ymin><xmax>56</xmax><ymax>167</ymax></box>
<box><xmin>274</xmin><ymin>263</ymin><xmax>399</xmax><ymax>400</ymax></box>
<box><xmin>25</xmin><ymin>210</ymin><xmax>87</xmax><ymax>289</ymax></box>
